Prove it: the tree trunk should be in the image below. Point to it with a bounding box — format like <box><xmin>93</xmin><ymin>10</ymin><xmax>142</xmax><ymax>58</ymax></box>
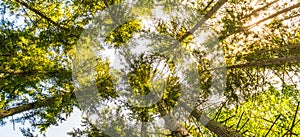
<box><xmin>0</xmin><ymin>92</ymin><xmax>75</xmax><ymax>120</ymax></box>
<box><xmin>163</xmin><ymin>100</ymin><xmax>244</xmax><ymax>137</ymax></box>
<box><xmin>191</xmin><ymin>110</ymin><xmax>243</xmax><ymax>137</ymax></box>
<box><xmin>211</xmin><ymin>55</ymin><xmax>300</xmax><ymax>71</ymax></box>
<box><xmin>179</xmin><ymin>0</ymin><xmax>228</xmax><ymax>42</ymax></box>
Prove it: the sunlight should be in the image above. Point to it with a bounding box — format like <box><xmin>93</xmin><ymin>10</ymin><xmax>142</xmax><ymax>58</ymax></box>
<box><xmin>244</xmin><ymin>16</ymin><xmax>266</xmax><ymax>32</ymax></box>
<box><xmin>243</xmin><ymin>0</ymin><xmax>299</xmax><ymax>32</ymax></box>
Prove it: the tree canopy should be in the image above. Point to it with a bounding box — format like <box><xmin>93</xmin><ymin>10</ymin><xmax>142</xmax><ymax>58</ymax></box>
<box><xmin>0</xmin><ymin>0</ymin><xmax>300</xmax><ymax>136</ymax></box>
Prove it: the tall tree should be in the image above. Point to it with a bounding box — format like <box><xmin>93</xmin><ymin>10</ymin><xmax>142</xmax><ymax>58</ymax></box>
<box><xmin>0</xmin><ymin>0</ymin><xmax>300</xmax><ymax>136</ymax></box>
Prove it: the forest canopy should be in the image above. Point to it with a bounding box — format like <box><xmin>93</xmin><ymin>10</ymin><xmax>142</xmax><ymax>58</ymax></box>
<box><xmin>0</xmin><ymin>0</ymin><xmax>300</xmax><ymax>136</ymax></box>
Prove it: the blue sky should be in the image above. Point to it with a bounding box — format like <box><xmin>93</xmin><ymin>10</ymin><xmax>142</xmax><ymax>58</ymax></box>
<box><xmin>0</xmin><ymin>108</ymin><xmax>83</xmax><ymax>137</ymax></box>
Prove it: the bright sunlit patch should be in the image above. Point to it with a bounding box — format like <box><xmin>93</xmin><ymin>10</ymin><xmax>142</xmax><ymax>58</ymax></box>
<box><xmin>244</xmin><ymin>16</ymin><xmax>265</xmax><ymax>32</ymax></box>
<box><xmin>243</xmin><ymin>0</ymin><xmax>299</xmax><ymax>32</ymax></box>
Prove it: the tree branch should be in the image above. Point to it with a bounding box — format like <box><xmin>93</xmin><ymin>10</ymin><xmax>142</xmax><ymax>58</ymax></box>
<box><xmin>211</xmin><ymin>55</ymin><xmax>300</xmax><ymax>71</ymax></box>
<box><xmin>243</xmin><ymin>0</ymin><xmax>279</xmax><ymax>19</ymax></box>
<box><xmin>219</xmin><ymin>2</ymin><xmax>300</xmax><ymax>40</ymax></box>
<box><xmin>0</xmin><ymin>92</ymin><xmax>75</xmax><ymax>120</ymax></box>
<box><xmin>244</xmin><ymin>2</ymin><xmax>300</xmax><ymax>29</ymax></box>
<box><xmin>14</xmin><ymin>0</ymin><xmax>66</xmax><ymax>30</ymax></box>
<box><xmin>179</xmin><ymin>0</ymin><xmax>228</xmax><ymax>42</ymax></box>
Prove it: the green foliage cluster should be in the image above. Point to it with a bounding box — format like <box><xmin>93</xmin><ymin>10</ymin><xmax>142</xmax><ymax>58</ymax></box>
<box><xmin>216</xmin><ymin>86</ymin><xmax>300</xmax><ymax>136</ymax></box>
<box><xmin>105</xmin><ymin>20</ymin><xmax>142</xmax><ymax>48</ymax></box>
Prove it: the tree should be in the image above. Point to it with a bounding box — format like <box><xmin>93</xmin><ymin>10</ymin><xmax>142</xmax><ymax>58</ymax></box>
<box><xmin>0</xmin><ymin>0</ymin><xmax>300</xmax><ymax>136</ymax></box>
<box><xmin>0</xmin><ymin>0</ymin><xmax>93</xmax><ymax>133</ymax></box>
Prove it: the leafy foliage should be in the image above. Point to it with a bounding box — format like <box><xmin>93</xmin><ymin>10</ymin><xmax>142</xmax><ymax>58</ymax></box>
<box><xmin>215</xmin><ymin>86</ymin><xmax>300</xmax><ymax>136</ymax></box>
<box><xmin>1</xmin><ymin>0</ymin><xmax>300</xmax><ymax>136</ymax></box>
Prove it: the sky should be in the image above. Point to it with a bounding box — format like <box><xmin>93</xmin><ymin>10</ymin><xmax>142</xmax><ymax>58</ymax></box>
<box><xmin>0</xmin><ymin>108</ymin><xmax>83</xmax><ymax>137</ymax></box>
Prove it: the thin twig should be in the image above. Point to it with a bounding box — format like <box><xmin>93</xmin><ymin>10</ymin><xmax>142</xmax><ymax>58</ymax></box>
<box><xmin>239</xmin><ymin>118</ymin><xmax>249</xmax><ymax>132</ymax></box>
<box><xmin>289</xmin><ymin>102</ymin><xmax>300</xmax><ymax>137</ymax></box>
<box><xmin>264</xmin><ymin>114</ymin><xmax>281</xmax><ymax>137</ymax></box>
<box><xmin>236</xmin><ymin>112</ymin><xmax>244</xmax><ymax>130</ymax></box>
